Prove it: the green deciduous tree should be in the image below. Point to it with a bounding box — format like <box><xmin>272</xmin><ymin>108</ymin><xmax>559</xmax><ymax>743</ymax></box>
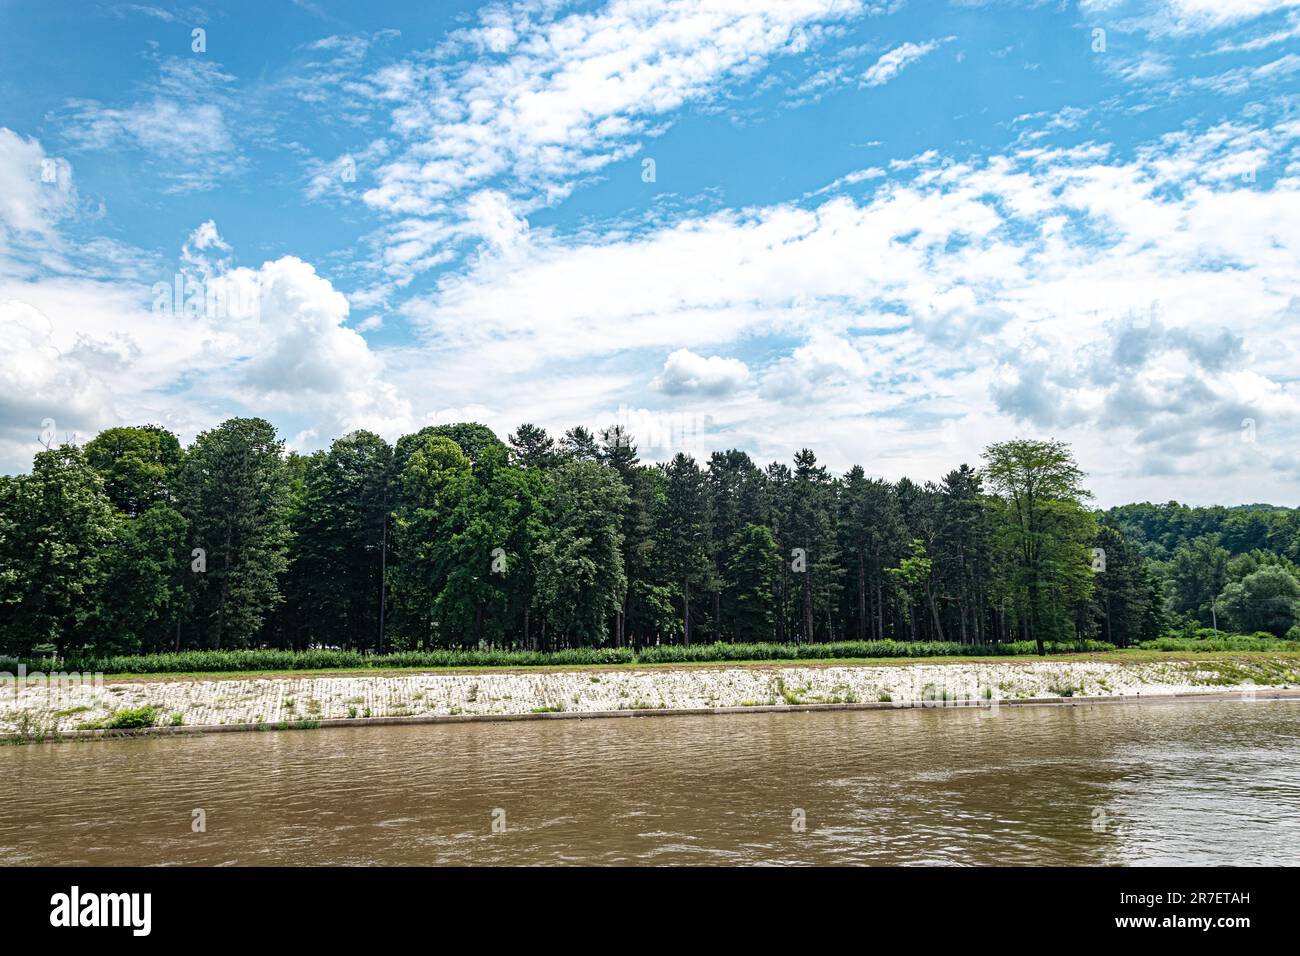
<box><xmin>84</xmin><ymin>425</ymin><xmax>182</xmax><ymax>517</ymax></box>
<box><xmin>0</xmin><ymin>446</ymin><xmax>118</xmax><ymax>657</ymax></box>
<box><xmin>531</xmin><ymin>459</ymin><xmax>628</xmax><ymax>647</ymax></box>
<box><xmin>1166</xmin><ymin>535</ymin><xmax>1229</xmax><ymax>627</ymax></box>
<box><xmin>982</xmin><ymin>439</ymin><xmax>1096</xmax><ymax>654</ymax></box>
<box><xmin>1219</xmin><ymin>565</ymin><xmax>1300</xmax><ymax>637</ymax></box>
<box><xmin>91</xmin><ymin>503</ymin><xmax>189</xmax><ymax>655</ymax></box>
<box><xmin>176</xmin><ymin>418</ymin><xmax>291</xmax><ymax>649</ymax></box>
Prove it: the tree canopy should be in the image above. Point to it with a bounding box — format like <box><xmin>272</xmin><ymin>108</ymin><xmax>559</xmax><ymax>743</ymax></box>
<box><xmin>3</xmin><ymin>420</ymin><xmax>1289</xmax><ymax>658</ymax></box>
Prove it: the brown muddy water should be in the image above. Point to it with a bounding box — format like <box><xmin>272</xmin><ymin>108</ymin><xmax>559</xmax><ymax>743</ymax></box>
<box><xmin>2</xmin><ymin>699</ymin><xmax>1298</xmax><ymax>866</ymax></box>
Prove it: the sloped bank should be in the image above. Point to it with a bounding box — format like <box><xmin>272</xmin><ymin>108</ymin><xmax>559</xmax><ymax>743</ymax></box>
<box><xmin>3</xmin><ymin>656</ymin><xmax>1298</xmax><ymax>741</ymax></box>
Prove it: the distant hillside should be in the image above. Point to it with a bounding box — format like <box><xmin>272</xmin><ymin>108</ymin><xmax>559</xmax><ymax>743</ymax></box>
<box><xmin>1100</xmin><ymin>502</ymin><xmax>1300</xmax><ymax>562</ymax></box>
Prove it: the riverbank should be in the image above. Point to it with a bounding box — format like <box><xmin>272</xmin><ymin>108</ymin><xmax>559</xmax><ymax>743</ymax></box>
<box><xmin>4</xmin><ymin>654</ymin><xmax>1298</xmax><ymax>741</ymax></box>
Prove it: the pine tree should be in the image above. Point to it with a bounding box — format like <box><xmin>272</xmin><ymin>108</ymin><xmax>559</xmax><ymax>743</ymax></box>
<box><xmin>722</xmin><ymin>524</ymin><xmax>780</xmax><ymax>642</ymax></box>
<box><xmin>657</xmin><ymin>454</ymin><xmax>713</xmax><ymax>646</ymax></box>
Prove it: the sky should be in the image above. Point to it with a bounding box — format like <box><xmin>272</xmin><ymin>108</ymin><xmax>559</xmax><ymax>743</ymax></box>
<box><xmin>0</xmin><ymin>0</ymin><xmax>1298</xmax><ymax>507</ymax></box>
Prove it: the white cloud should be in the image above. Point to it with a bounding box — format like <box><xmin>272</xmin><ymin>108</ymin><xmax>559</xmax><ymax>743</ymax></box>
<box><xmin>0</xmin><ymin>217</ymin><xmax>410</xmax><ymax>470</ymax></box>
<box><xmin>1081</xmin><ymin>0</ymin><xmax>1300</xmax><ymax>37</ymax></box>
<box><xmin>759</xmin><ymin>334</ymin><xmax>870</xmax><ymax>399</ymax></box>
<box><xmin>0</xmin><ymin>128</ymin><xmax>76</xmax><ymax>261</ymax></box>
<box><xmin>1192</xmin><ymin>52</ymin><xmax>1300</xmax><ymax>95</ymax></box>
<box><xmin>1209</xmin><ymin>9</ymin><xmax>1300</xmax><ymax>50</ymax></box>
<box><xmin>1154</xmin><ymin>0</ymin><xmax>1300</xmax><ymax>32</ymax></box>
<box><xmin>59</xmin><ymin>59</ymin><xmax>245</xmax><ymax>192</ymax></box>
<box><xmin>861</xmin><ymin>39</ymin><xmax>947</xmax><ymax>87</ymax></box>
<box><xmin>0</xmin><ymin>298</ymin><xmax>120</xmax><ymax>457</ymax></box>
<box><xmin>653</xmin><ymin>349</ymin><xmax>750</xmax><ymax>396</ymax></box>
<box><xmin>345</xmin><ymin>0</ymin><xmax>885</xmax><ymax>274</ymax></box>
<box><xmin>462</xmin><ymin>189</ymin><xmax>529</xmax><ymax>252</ymax></box>
<box><xmin>393</xmin><ymin>113</ymin><xmax>1300</xmax><ymax>503</ymax></box>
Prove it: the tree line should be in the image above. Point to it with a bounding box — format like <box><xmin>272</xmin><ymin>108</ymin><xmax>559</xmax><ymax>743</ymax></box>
<box><xmin>7</xmin><ymin>417</ymin><xmax>1288</xmax><ymax>662</ymax></box>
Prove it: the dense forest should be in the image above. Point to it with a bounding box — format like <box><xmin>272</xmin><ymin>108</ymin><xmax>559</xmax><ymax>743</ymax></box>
<box><xmin>2</xmin><ymin>418</ymin><xmax>1298</xmax><ymax>661</ymax></box>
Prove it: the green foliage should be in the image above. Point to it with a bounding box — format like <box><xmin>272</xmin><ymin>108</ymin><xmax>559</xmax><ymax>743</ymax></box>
<box><xmin>1102</xmin><ymin>501</ymin><xmax>1300</xmax><ymax>562</ymax></box>
<box><xmin>982</xmin><ymin>439</ymin><xmax>1096</xmax><ymax>654</ymax></box>
<box><xmin>293</xmin><ymin>431</ymin><xmax>392</xmax><ymax>652</ymax></box>
<box><xmin>839</xmin><ymin>466</ymin><xmax>908</xmax><ymax>642</ymax></box>
<box><xmin>4</xmin><ymin>419</ymin><xmax>1272</xmax><ymax>664</ymax></box>
<box><xmin>1140</xmin><ymin>636</ymin><xmax>1300</xmax><ymax>652</ymax></box>
<box><xmin>1218</xmin><ymin>565</ymin><xmax>1300</xmax><ymax>637</ymax></box>
<box><xmin>656</xmin><ymin>453</ymin><xmax>713</xmax><ymax>645</ymax></box>
<box><xmin>46</xmin><ymin>639</ymin><xmax>1116</xmax><ymax>675</ymax></box>
<box><xmin>106</xmin><ymin>706</ymin><xmax>160</xmax><ymax>729</ymax></box>
<box><xmin>1091</xmin><ymin>524</ymin><xmax>1164</xmax><ymax>647</ymax></box>
<box><xmin>90</xmin><ymin>503</ymin><xmax>189</xmax><ymax>655</ymax></box>
<box><xmin>175</xmin><ymin>418</ymin><xmax>291</xmax><ymax>649</ymax></box>
<box><xmin>0</xmin><ymin>446</ymin><xmax>118</xmax><ymax>656</ymax></box>
<box><xmin>83</xmin><ymin>425</ymin><xmax>182</xmax><ymax>518</ymax></box>
<box><xmin>1165</xmin><ymin>535</ymin><xmax>1229</xmax><ymax>626</ymax></box>
<box><xmin>722</xmin><ymin>524</ymin><xmax>781</xmax><ymax>642</ymax></box>
<box><xmin>507</xmin><ymin>423</ymin><xmax>557</xmax><ymax>469</ymax></box>
<box><xmin>531</xmin><ymin>459</ymin><xmax>628</xmax><ymax>645</ymax></box>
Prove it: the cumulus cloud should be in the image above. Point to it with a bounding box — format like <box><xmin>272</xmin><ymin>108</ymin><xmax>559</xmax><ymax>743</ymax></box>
<box><xmin>394</xmin><ymin>112</ymin><xmax>1300</xmax><ymax>500</ymax></box>
<box><xmin>653</xmin><ymin>349</ymin><xmax>750</xmax><ymax>396</ymax></box>
<box><xmin>0</xmin><ymin>299</ymin><xmax>119</xmax><ymax>457</ymax></box>
<box><xmin>0</xmin><ymin>217</ymin><xmax>410</xmax><ymax>470</ymax></box>
<box><xmin>760</xmin><ymin>335</ymin><xmax>871</xmax><ymax>399</ymax></box>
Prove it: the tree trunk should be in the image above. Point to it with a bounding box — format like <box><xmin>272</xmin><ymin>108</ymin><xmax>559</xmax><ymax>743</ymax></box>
<box><xmin>683</xmin><ymin>579</ymin><xmax>691</xmax><ymax>647</ymax></box>
<box><xmin>802</xmin><ymin>571</ymin><xmax>813</xmax><ymax>644</ymax></box>
<box><xmin>1031</xmin><ymin>578</ymin><xmax>1045</xmax><ymax>656</ymax></box>
<box><xmin>857</xmin><ymin>552</ymin><xmax>867</xmax><ymax>641</ymax></box>
<box><xmin>926</xmin><ymin>582</ymin><xmax>945</xmax><ymax>642</ymax></box>
<box><xmin>876</xmin><ymin>579</ymin><xmax>885</xmax><ymax>641</ymax></box>
<box><xmin>775</xmin><ymin>577</ymin><xmax>786</xmax><ymax>643</ymax></box>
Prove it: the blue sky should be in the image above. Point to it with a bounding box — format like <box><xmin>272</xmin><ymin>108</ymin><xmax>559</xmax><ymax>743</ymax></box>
<box><xmin>1</xmin><ymin>0</ymin><xmax>1298</xmax><ymax>505</ymax></box>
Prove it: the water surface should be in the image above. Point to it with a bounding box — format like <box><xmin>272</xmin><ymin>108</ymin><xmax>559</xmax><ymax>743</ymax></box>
<box><xmin>3</xmin><ymin>700</ymin><xmax>1297</xmax><ymax>865</ymax></box>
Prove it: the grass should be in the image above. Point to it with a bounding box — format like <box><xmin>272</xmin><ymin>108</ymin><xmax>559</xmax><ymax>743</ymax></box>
<box><xmin>12</xmin><ymin>639</ymin><xmax>1119</xmax><ymax>680</ymax></box>
<box><xmin>264</xmin><ymin>719</ymin><xmax>321</xmax><ymax>731</ymax></box>
<box><xmin>22</xmin><ymin>646</ymin><xmax>1292</xmax><ymax>683</ymax></box>
<box><xmin>1139</xmin><ymin>637</ymin><xmax>1300</xmax><ymax>652</ymax></box>
<box><xmin>774</xmin><ymin>677</ymin><xmax>804</xmax><ymax>705</ymax></box>
<box><xmin>3</xmin><ymin>710</ymin><xmax>61</xmax><ymax>743</ymax></box>
<box><xmin>1187</xmin><ymin>656</ymin><xmax>1300</xmax><ymax>687</ymax></box>
<box><xmin>105</xmin><ymin>706</ymin><xmax>159</xmax><ymax>729</ymax></box>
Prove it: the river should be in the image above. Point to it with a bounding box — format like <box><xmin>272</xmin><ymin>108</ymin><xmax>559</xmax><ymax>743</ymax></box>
<box><xmin>3</xmin><ymin>699</ymin><xmax>1298</xmax><ymax>865</ymax></box>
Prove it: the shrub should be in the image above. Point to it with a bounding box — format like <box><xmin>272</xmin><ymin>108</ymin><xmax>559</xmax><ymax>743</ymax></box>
<box><xmin>106</xmin><ymin>706</ymin><xmax>160</xmax><ymax>729</ymax></box>
<box><xmin>1139</xmin><ymin>636</ymin><xmax>1300</xmax><ymax>652</ymax></box>
<box><xmin>34</xmin><ymin>639</ymin><xmax>1116</xmax><ymax>675</ymax></box>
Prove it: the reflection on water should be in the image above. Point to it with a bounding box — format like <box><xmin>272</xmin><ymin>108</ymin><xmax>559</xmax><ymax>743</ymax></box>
<box><xmin>2</xmin><ymin>700</ymin><xmax>1298</xmax><ymax>865</ymax></box>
